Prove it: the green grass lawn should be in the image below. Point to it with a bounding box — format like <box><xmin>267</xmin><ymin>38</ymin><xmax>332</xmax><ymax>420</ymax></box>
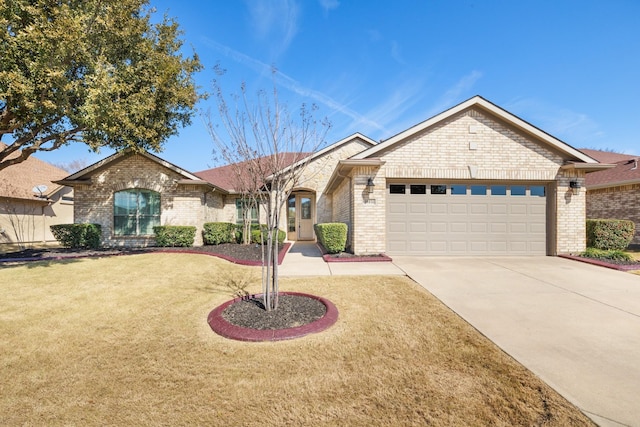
<box><xmin>0</xmin><ymin>254</ymin><xmax>594</xmax><ymax>426</ymax></box>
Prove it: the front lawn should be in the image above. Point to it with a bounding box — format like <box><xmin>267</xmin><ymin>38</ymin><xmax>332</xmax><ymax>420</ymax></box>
<box><xmin>0</xmin><ymin>254</ymin><xmax>593</xmax><ymax>426</ymax></box>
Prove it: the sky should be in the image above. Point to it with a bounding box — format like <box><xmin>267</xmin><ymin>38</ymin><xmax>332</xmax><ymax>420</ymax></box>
<box><xmin>34</xmin><ymin>0</ymin><xmax>640</xmax><ymax>173</ymax></box>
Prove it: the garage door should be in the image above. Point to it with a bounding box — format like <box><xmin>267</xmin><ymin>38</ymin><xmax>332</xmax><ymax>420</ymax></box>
<box><xmin>386</xmin><ymin>182</ymin><xmax>548</xmax><ymax>255</ymax></box>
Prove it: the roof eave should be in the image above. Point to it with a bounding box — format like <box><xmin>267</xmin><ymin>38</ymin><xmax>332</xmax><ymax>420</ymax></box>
<box><xmin>560</xmin><ymin>162</ymin><xmax>617</xmax><ymax>172</ymax></box>
<box><xmin>324</xmin><ymin>158</ymin><xmax>385</xmax><ymax>194</ymax></box>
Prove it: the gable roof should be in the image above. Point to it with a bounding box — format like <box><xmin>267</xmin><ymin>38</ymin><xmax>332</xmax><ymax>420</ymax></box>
<box><xmin>350</xmin><ymin>95</ymin><xmax>601</xmax><ymax>168</ymax></box>
<box><xmin>195</xmin><ymin>152</ymin><xmax>307</xmax><ymax>193</ymax></box>
<box><xmin>0</xmin><ymin>143</ymin><xmax>68</xmax><ymax>202</ymax></box>
<box><xmin>55</xmin><ymin>149</ymin><xmax>226</xmax><ymax>193</ymax></box>
<box><xmin>196</xmin><ymin>133</ymin><xmax>377</xmax><ymax>192</ymax></box>
<box><xmin>581</xmin><ymin>149</ymin><xmax>640</xmax><ymax>189</ymax></box>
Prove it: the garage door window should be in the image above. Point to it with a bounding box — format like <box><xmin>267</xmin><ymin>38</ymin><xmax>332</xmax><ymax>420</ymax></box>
<box><xmin>389</xmin><ymin>184</ymin><xmax>406</xmax><ymax>194</ymax></box>
<box><xmin>531</xmin><ymin>186</ymin><xmax>546</xmax><ymax>197</ymax></box>
<box><xmin>410</xmin><ymin>184</ymin><xmax>426</xmax><ymax>194</ymax></box>
<box><xmin>430</xmin><ymin>185</ymin><xmax>447</xmax><ymax>195</ymax></box>
<box><xmin>451</xmin><ymin>184</ymin><xmax>466</xmax><ymax>195</ymax></box>
<box><xmin>471</xmin><ymin>185</ymin><xmax>487</xmax><ymax>195</ymax></box>
<box><xmin>511</xmin><ymin>185</ymin><xmax>526</xmax><ymax>196</ymax></box>
<box><xmin>491</xmin><ymin>185</ymin><xmax>507</xmax><ymax>195</ymax></box>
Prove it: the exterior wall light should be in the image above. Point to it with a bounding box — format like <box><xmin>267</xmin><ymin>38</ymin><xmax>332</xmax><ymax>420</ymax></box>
<box><xmin>366</xmin><ymin>177</ymin><xmax>375</xmax><ymax>193</ymax></box>
<box><xmin>569</xmin><ymin>180</ymin><xmax>581</xmax><ymax>195</ymax></box>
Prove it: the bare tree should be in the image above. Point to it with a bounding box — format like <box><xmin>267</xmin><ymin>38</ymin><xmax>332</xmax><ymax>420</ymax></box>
<box><xmin>205</xmin><ymin>70</ymin><xmax>331</xmax><ymax>310</ymax></box>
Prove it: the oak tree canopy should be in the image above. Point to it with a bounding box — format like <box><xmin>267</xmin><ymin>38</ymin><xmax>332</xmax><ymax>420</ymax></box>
<box><xmin>0</xmin><ymin>0</ymin><xmax>202</xmax><ymax>170</ymax></box>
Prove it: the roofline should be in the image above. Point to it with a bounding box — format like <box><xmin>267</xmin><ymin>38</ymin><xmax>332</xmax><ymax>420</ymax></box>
<box><xmin>587</xmin><ymin>178</ymin><xmax>640</xmax><ymax>191</ymax></box>
<box><xmin>268</xmin><ymin>133</ymin><xmax>377</xmax><ymax>180</ymax></box>
<box><xmin>61</xmin><ymin>149</ymin><xmax>205</xmax><ymax>182</ymax></box>
<box><xmin>560</xmin><ymin>162</ymin><xmax>617</xmax><ymax>172</ymax></box>
<box><xmin>324</xmin><ymin>158</ymin><xmax>385</xmax><ymax>194</ymax></box>
<box><xmin>351</xmin><ymin>96</ymin><xmax>598</xmax><ymax>164</ymax></box>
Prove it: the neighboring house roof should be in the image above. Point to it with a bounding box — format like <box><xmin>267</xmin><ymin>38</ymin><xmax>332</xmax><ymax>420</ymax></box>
<box><xmin>55</xmin><ymin>149</ymin><xmax>227</xmax><ymax>193</ymax></box>
<box><xmin>581</xmin><ymin>149</ymin><xmax>640</xmax><ymax>189</ymax></box>
<box><xmin>0</xmin><ymin>142</ymin><xmax>68</xmax><ymax>202</ymax></box>
<box><xmin>350</xmin><ymin>95</ymin><xmax>604</xmax><ymax>169</ymax></box>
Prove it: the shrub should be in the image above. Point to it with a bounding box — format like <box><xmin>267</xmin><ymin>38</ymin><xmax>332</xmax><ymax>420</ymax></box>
<box><xmin>314</xmin><ymin>223</ymin><xmax>347</xmax><ymax>254</ymax></box>
<box><xmin>153</xmin><ymin>226</ymin><xmax>196</xmax><ymax>247</ymax></box>
<box><xmin>250</xmin><ymin>226</ymin><xmax>286</xmax><ymax>245</ymax></box>
<box><xmin>580</xmin><ymin>247</ymin><xmax>634</xmax><ymax>262</ymax></box>
<box><xmin>586</xmin><ymin>219</ymin><xmax>635</xmax><ymax>250</ymax></box>
<box><xmin>50</xmin><ymin>224</ymin><xmax>102</xmax><ymax>249</ymax></box>
<box><xmin>203</xmin><ymin>222</ymin><xmax>237</xmax><ymax>245</ymax></box>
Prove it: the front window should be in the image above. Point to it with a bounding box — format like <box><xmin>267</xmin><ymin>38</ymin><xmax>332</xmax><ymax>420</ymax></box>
<box><xmin>113</xmin><ymin>189</ymin><xmax>160</xmax><ymax>236</ymax></box>
<box><xmin>236</xmin><ymin>199</ymin><xmax>259</xmax><ymax>224</ymax></box>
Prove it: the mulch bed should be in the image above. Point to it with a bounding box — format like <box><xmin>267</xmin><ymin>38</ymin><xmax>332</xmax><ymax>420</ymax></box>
<box><xmin>222</xmin><ymin>294</ymin><xmax>326</xmax><ymax>330</ymax></box>
<box><xmin>560</xmin><ymin>254</ymin><xmax>640</xmax><ymax>271</ymax></box>
<box><xmin>0</xmin><ymin>243</ymin><xmax>285</xmax><ymax>264</ymax></box>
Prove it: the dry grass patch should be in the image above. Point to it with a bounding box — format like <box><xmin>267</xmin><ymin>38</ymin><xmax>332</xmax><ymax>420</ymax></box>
<box><xmin>0</xmin><ymin>254</ymin><xmax>593</xmax><ymax>426</ymax></box>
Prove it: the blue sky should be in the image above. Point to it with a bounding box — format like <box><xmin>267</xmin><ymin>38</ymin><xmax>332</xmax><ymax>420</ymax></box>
<box><xmin>36</xmin><ymin>0</ymin><xmax>640</xmax><ymax>172</ymax></box>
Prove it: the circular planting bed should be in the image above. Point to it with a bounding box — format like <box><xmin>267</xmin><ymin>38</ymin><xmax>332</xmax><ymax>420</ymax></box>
<box><xmin>207</xmin><ymin>292</ymin><xmax>338</xmax><ymax>342</ymax></box>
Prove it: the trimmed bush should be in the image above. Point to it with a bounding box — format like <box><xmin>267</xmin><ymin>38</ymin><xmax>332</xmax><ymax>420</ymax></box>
<box><xmin>203</xmin><ymin>222</ymin><xmax>237</xmax><ymax>245</ymax></box>
<box><xmin>586</xmin><ymin>219</ymin><xmax>635</xmax><ymax>250</ymax></box>
<box><xmin>153</xmin><ymin>226</ymin><xmax>196</xmax><ymax>247</ymax></box>
<box><xmin>314</xmin><ymin>222</ymin><xmax>347</xmax><ymax>254</ymax></box>
<box><xmin>250</xmin><ymin>226</ymin><xmax>286</xmax><ymax>245</ymax></box>
<box><xmin>50</xmin><ymin>223</ymin><xmax>102</xmax><ymax>249</ymax></box>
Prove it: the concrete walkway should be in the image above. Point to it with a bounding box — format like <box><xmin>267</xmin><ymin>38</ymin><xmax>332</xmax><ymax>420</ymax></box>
<box><xmin>278</xmin><ymin>242</ymin><xmax>405</xmax><ymax>276</ymax></box>
<box><xmin>279</xmin><ymin>244</ymin><xmax>640</xmax><ymax>426</ymax></box>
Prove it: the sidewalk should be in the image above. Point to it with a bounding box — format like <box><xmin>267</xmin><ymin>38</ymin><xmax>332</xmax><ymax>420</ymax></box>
<box><xmin>278</xmin><ymin>242</ymin><xmax>405</xmax><ymax>276</ymax></box>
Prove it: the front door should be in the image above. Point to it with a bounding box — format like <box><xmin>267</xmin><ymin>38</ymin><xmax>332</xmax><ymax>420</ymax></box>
<box><xmin>287</xmin><ymin>193</ymin><xmax>315</xmax><ymax>241</ymax></box>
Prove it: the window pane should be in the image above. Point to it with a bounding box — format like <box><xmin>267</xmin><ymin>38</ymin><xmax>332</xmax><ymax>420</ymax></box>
<box><xmin>430</xmin><ymin>185</ymin><xmax>447</xmax><ymax>195</ymax></box>
<box><xmin>491</xmin><ymin>185</ymin><xmax>507</xmax><ymax>195</ymax></box>
<box><xmin>530</xmin><ymin>186</ymin><xmax>546</xmax><ymax>197</ymax></box>
<box><xmin>389</xmin><ymin>184</ymin><xmax>406</xmax><ymax>194</ymax></box>
<box><xmin>451</xmin><ymin>184</ymin><xmax>466</xmax><ymax>195</ymax></box>
<box><xmin>139</xmin><ymin>216</ymin><xmax>159</xmax><ymax>235</ymax></box>
<box><xmin>114</xmin><ymin>216</ymin><xmax>136</xmax><ymax>236</ymax></box>
<box><xmin>301</xmin><ymin>197</ymin><xmax>312</xmax><ymax>220</ymax></box>
<box><xmin>410</xmin><ymin>184</ymin><xmax>426</xmax><ymax>194</ymax></box>
<box><xmin>471</xmin><ymin>185</ymin><xmax>487</xmax><ymax>195</ymax></box>
<box><xmin>511</xmin><ymin>185</ymin><xmax>526</xmax><ymax>196</ymax></box>
<box><xmin>287</xmin><ymin>196</ymin><xmax>295</xmax><ymax>232</ymax></box>
<box><xmin>114</xmin><ymin>191</ymin><xmax>137</xmax><ymax>215</ymax></box>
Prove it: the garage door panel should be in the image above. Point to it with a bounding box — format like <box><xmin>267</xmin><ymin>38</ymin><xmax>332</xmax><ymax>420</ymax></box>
<box><xmin>387</xmin><ymin>182</ymin><xmax>547</xmax><ymax>256</ymax></box>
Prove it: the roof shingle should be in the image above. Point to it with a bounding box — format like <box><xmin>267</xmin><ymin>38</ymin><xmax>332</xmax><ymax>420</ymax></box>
<box><xmin>581</xmin><ymin>149</ymin><xmax>640</xmax><ymax>188</ymax></box>
<box><xmin>0</xmin><ymin>143</ymin><xmax>69</xmax><ymax>201</ymax></box>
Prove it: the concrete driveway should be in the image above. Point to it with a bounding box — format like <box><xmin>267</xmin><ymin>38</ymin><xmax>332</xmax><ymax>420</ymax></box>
<box><xmin>393</xmin><ymin>256</ymin><xmax>640</xmax><ymax>427</ymax></box>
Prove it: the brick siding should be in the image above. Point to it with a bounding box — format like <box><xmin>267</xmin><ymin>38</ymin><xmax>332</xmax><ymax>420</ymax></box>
<box><xmin>343</xmin><ymin>108</ymin><xmax>586</xmax><ymax>255</ymax></box>
<box><xmin>587</xmin><ymin>184</ymin><xmax>640</xmax><ymax>245</ymax></box>
<box><xmin>73</xmin><ymin>153</ymin><xmax>223</xmax><ymax>247</ymax></box>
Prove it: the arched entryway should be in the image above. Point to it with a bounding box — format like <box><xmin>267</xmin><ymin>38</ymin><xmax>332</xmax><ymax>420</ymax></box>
<box><xmin>287</xmin><ymin>190</ymin><xmax>316</xmax><ymax>241</ymax></box>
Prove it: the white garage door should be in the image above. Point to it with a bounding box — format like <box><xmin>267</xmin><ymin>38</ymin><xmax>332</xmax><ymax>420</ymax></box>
<box><xmin>386</xmin><ymin>182</ymin><xmax>548</xmax><ymax>256</ymax></box>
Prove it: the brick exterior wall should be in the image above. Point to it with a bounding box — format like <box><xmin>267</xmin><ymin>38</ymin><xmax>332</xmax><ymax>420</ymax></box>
<box><xmin>343</xmin><ymin>108</ymin><xmax>587</xmax><ymax>255</ymax></box>
<box><xmin>587</xmin><ymin>184</ymin><xmax>640</xmax><ymax>245</ymax></box>
<box><xmin>73</xmin><ymin>153</ymin><xmax>223</xmax><ymax>247</ymax></box>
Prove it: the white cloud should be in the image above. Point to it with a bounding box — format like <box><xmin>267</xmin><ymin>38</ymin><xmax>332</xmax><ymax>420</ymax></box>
<box><xmin>319</xmin><ymin>0</ymin><xmax>339</xmax><ymax>13</ymax></box>
<box><xmin>201</xmin><ymin>38</ymin><xmax>386</xmax><ymax>133</ymax></box>
<box><xmin>428</xmin><ymin>70</ymin><xmax>483</xmax><ymax>115</ymax></box>
<box><xmin>505</xmin><ymin>97</ymin><xmax>604</xmax><ymax>146</ymax></box>
<box><xmin>244</xmin><ymin>0</ymin><xmax>300</xmax><ymax>56</ymax></box>
<box><xmin>390</xmin><ymin>41</ymin><xmax>405</xmax><ymax>64</ymax></box>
